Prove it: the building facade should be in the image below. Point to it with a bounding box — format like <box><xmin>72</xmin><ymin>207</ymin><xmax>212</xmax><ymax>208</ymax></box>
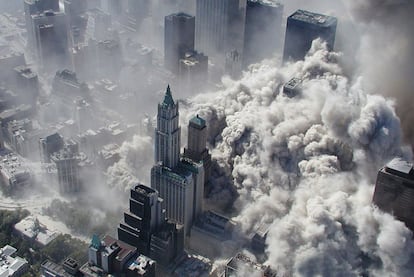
<box><xmin>283</xmin><ymin>9</ymin><xmax>337</xmax><ymax>63</ymax></box>
<box><xmin>30</xmin><ymin>10</ymin><xmax>70</xmax><ymax>71</ymax></box>
<box><xmin>154</xmin><ymin>85</ymin><xmax>181</xmax><ymax>169</ymax></box>
<box><xmin>243</xmin><ymin>0</ymin><xmax>283</xmax><ymax>67</ymax></box>
<box><xmin>373</xmin><ymin>158</ymin><xmax>414</xmax><ymax>231</ymax></box>
<box><xmin>183</xmin><ymin>115</ymin><xmax>212</xmax><ymax>188</ymax></box>
<box><xmin>151</xmin><ymin>86</ymin><xmax>205</xmax><ymax>236</ymax></box>
<box><xmin>195</xmin><ymin>0</ymin><xmax>246</xmax><ymax>59</ymax></box>
<box><xmin>24</xmin><ymin>0</ymin><xmax>60</xmax><ymax>49</ymax></box>
<box><xmin>117</xmin><ymin>183</ymin><xmax>184</xmax><ymax>268</ymax></box>
<box><xmin>118</xmin><ymin>184</ymin><xmax>166</xmax><ymax>255</ymax></box>
<box><xmin>164</xmin><ymin>13</ymin><xmax>195</xmax><ymax>74</ymax></box>
<box><xmin>178</xmin><ymin>51</ymin><xmax>208</xmax><ymax>93</ymax></box>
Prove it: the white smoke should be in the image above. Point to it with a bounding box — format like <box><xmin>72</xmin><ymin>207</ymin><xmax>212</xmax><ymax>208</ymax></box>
<box><xmin>179</xmin><ymin>40</ymin><xmax>413</xmax><ymax>276</ymax></box>
<box><xmin>105</xmin><ymin>135</ymin><xmax>153</xmax><ymax>191</ymax></box>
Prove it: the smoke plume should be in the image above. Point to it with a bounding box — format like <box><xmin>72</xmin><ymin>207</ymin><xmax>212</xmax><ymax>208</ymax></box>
<box><xmin>179</xmin><ymin>40</ymin><xmax>413</xmax><ymax>276</ymax></box>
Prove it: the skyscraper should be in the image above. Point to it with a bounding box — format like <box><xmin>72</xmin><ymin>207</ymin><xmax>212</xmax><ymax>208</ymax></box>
<box><xmin>283</xmin><ymin>9</ymin><xmax>337</xmax><ymax>63</ymax></box>
<box><xmin>373</xmin><ymin>158</ymin><xmax>414</xmax><ymax>231</ymax></box>
<box><xmin>118</xmin><ymin>184</ymin><xmax>166</xmax><ymax>255</ymax></box>
<box><xmin>117</xmin><ymin>184</ymin><xmax>184</xmax><ymax>268</ymax></box>
<box><xmin>151</xmin><ymin>86</ymin><xmax>204</xmax><ymax>235</ymax></box>
<box><xmin>154</xmin><ymin>85</ymin><xmax>181</xmax><ymax>169</ymax></box>
<box><xmin>24</xmin><ymin>0</ymin><xmax>60</xmax><ymax>49</ymax></box>
<box><xmin>31</xmin><ymin>10</ymin><xmax>70</xmax><ymax>71</ymax></box>
<box><xmin>164</xmin><ymin>13</ymin><xmax>195</xmax><ymax>74</ymax></box>
<box><xmin>243</xmin><ymin>0</ymin><xmax>283</xmax><ymax>67</ymax></box>
<box><xmin>195</xmin><ymin>0</ymin><xmax>247</xmax><ymax>58</ymax></box>
<box><xmin>184</xmin><ymin>115</ymin><xmax>212</xmax><ymax>187</ymax></box>
<box><xmin>178</xmin><ymin>51</ymin><xmax>208</xmax><ymax>93</ymax></box>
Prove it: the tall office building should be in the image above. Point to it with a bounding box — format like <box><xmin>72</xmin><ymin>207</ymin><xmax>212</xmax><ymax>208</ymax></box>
<box><xmin>282</xmin><ymin>9</ymin><xmax>337</xmax><ymax>63</ymax></box>
<box><xmin>373</xmin><ymin>158</ymin><xmax>414</xmax><ymax>231</ymax></box>
<box><xmin>39</xmin><ymin>132</ymin><xmax>64</xmax><ymax>163</ymax></box>
<box><xmin>243</xmin><ymin>0</ymin><xmax>283</xmax><ymax>67</ymax></box>
<box><xmin>151</xmin><ymin>86</ymin><xmax>204</xmax><ymax>235</ymax></box>
<box><xmin>178</xmin><ymin>51</ymin><xmax>208</xmax><ymax>93</ymax></box>
<box><xmin>118</xmin><ymin>184</ymin><xmax>166</xmax><ymax>255</ymax></box>
<box><xmin>117</xmin><ymin>184</ymin><xmax>184</xmax><ymax>268</ymax></box>
<box><xmin>164</xmin><ymin>13</ymin><xmax>195</xmax><ymax>74</ymax></box>
<box><xmin>50</xmin><ymin>140</ymin><xmax>93</xmax><ymax>193</ymax></box>
<box><xmin>183</xmin><ymin>115</ymin><xmax>212</xmax><ymax>187</ymax></box>
<box><xmin>24</xmin><ymin>0</ymin><xmax>60</xmax><ymax>49</ymax></box>
<box><xmin>195</xmin><ymin>0</ymin><xmax>247</xmax><ymax>58</ymax></box>
<box><xmin>31</xmin><ymin>11</ymin><xmax>70</xmax><ymax>71</ymax></box>
<box><xmin>154</xmin><ymin>85</ymin><xmax>181</xmax><ymax>169</ymax></box>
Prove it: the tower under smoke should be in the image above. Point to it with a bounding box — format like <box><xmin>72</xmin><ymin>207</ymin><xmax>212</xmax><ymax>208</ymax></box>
<box><xmin>283</xmin><ymin>9</ymin><xmax>337</xmax><ymax>63</ymax></box>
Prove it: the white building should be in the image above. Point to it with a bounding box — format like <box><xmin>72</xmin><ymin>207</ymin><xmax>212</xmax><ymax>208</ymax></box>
<box><xmin>0</xmin><ymin>245</ymin><xmax>28</xmax><ymax>277</ymax></box>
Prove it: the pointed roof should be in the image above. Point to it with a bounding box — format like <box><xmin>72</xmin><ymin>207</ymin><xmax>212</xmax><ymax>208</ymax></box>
<box><xmin>162</xmin><ymin>85</ymin><xmax>175</xmax><ymax>107</ymax></box>
<box><xmin>90</xmin><ymin>234</ymin><xmax>101</xmax><ymax>249</ymax></box>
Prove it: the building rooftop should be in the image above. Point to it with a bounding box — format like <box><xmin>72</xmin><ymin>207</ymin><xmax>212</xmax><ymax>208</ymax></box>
<box><xmin>126</xmin><ymin>254</ymin><xmax>155</xmax><ymax>275</ymax></box>
<box><xmin>41</xmin><ymin>260</ymin><xmax>73</xmax><ymax>277</ymax></box>
<box><xmin>14</xmin><ymin>215</ymin><xmax>58</xmax><ymax>246</ymax></box>
<box><xmin>193</xmin><ymin>210</ymin><xmax>235</xmax><ymax>241</ymax></box>
<box><xmin>226</xmin><ymin>253</ymin><xmax>276</xmax><ymax>277</ymax></box>
<box><xmin>290</xmin><ymin>9</ymin><xmax>337</xmax><ymax>27</ymax></box>
<box><xmin>383</xmin><ymin>158</ymin><xmax>414</xmax><ymax>180</ymax></box>
<box><xmin>173</xmin><ymin>254</ymin><xmax>211</xmax><ymax>277</ymax></box>
<box><xmin>102</xmin><ymin>235</ymin><xmax>137</xmax><ymax>262</ymax></box>
<box><xmin>132</xmin><ymin>183</ymin><xmax>158</xmax><ymax>197</ymax></box>
<box><xmin>248</xmin><ymin>0</ymin><xmax>283</xmax><ymax>8</ymax></box>
<box><xmin>14</xmin><ymin>65</ymin><xmax>37</xmax><ymax>79</ymax></box>
<box><xmin>0</xmin><ymin>152</ymin><xmax>31</xmax><ymax>187</ymax></box>
<box><xmin>167</xmin><ymin>12</ymin><xmax>194</xmax><ymax>19</ymax></box>
<box><xmin>189</xmin><ymin>114</ymin><xmax>206</xmax><ymax>128</ymax></box>
<box><xmin>0</xmin><ymin>245</ymin><xmax>28</xmax><ymax>277</ymax></box>
<box><xmin>386</xmin><ymin>158</ymin><xmax>413</xmax><ymax>175</ymax></box>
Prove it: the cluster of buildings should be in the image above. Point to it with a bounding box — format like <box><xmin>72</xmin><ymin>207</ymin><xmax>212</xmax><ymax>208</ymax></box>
<box><xmin>37</xmin><ymin>86</ymin><xmax>279</xmax><ymax>276</ymax></box>
<box><xmin>163</xmin><ymin>0</ymin><xmax>337</xmax><ymax>84</ymax></box>
<box><xmin>12</xmin><ymin>1</ymin><xmax>414</xmax><ymax>277</ymax></box>
<box><xmin>0</xmin><ymin>245</ymin><xmax>28</xmax><ymax>277</ymax></box>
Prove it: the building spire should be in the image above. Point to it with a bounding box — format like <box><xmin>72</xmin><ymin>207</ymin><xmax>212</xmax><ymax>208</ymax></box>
<box><xmin>162</xmin><ymin>84</ymin><xmax>175</xmax><ymax>107</ymax></box>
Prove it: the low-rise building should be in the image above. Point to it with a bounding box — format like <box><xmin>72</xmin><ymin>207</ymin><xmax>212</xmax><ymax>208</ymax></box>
<box><xmin>14</xmin><ymin>216</ymin><xmax>58</xmax><ymax>246</ymax></box>
<box><xmin>189</xmin><ymin>210</ymin><xmax>237</xmax><ymax>259</ymax></box>
<box><xmin>0</xmin><ymin>152</ymin><xmax>32</xmax><ymax>194</ymax></box>
<box><xmin>82</xmin><ymin>235</ymin><xmax>155</xmax><ymax>276</ymax></box>
<box><xmin>0</xmin><ymin>245</ymin><xmax>28</xmax><ymax>277</ymax></box>
<box><xmin>225</xmin><ymin>253</ymin><xmax>277</xmax><ymax>277</ymax></box>
<box><xmin>41</xmin><ymin>258</ymin><xmax>81</xmax><ymax>277</ymax></box>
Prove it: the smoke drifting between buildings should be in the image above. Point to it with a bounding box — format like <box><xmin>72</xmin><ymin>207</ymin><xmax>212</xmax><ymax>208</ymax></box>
<box><xmin>0</xmin><ymin>0</ymin><xmax>413</xmax><ymax>276</ymax></box>
<box><xmin>176</xmin><ymin>39</ymin><xmax>413</xmax><ymax>275</ymax></box>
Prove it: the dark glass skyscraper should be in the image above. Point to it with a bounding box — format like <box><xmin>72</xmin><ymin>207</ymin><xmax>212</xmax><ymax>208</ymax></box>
<box><xmin>282</xmin><ymin>9</ymin><xmax>337</xmax><ymax>63</ymax></box>
<box><xmin>31</xmin><ymin>10</ymin><xmax>70</xmax><ymax>71</ymax></box>
<box><xmin>164</xmin><ymin>13</ymin><xmax>195</xmax><ymax>74</ymax></box>
<box><xmin>243</xmin><ymin>0</ymin><xmax>283</xmax><ymax>67</ymax></box>
<box><xmin>118</xmin><ymin>184</ymin><xmax>165</xmax><ymax>255</ymax></box>
<box><xmin>373</xmin><ymin>158</ymin><xmax>414</xmax><ymax>231</ymax></box>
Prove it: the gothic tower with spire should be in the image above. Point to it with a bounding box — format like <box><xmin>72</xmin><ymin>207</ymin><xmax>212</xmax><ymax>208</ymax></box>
<box><xmin>155</xmin><ymin>85</ymin><xmax>181</xmax><ymax>169</ymax></box>
<box><xmin>151</xmin><ymin>85</ymin><xmax>203</xmax><ymax>236</ymax></box>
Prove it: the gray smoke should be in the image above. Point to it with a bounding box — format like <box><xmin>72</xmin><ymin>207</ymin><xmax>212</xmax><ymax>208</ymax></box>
<box><xmin>342</xmin><ymin>0</ymin><xmax>414</xmax><ymax>146</ymax></box>
<box><xmin>105</xmin><ymin>135</ymin><xmax>153</xmax><ymax>191</ymax></box>
<box><xmin>179</xmin><ymin>40</ymin><xmax>413</xmax><ymax>276</ymax></box>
